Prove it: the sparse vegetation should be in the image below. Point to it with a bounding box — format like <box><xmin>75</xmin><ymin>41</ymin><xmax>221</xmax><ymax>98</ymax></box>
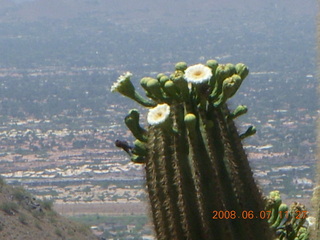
<box><xmin>0</xmin><ymin>182</ymin><xmax>97</xmax><ymax>240</ymax></box>
<box><xmin>41</xmin><ymin>198</ymin><xmax>54</xmax><ymax>211</ymax></box>
<box><xmin>12</xmin><ymin>186</ymin><xmax>31</xmax><ymax>202</ymax></box>
<box><xmin>19</xmin><ymin>213</ymin><xmax>28</xmax><ymax>225</ymax></box>
<box><xmin>0</xmin><ymin>202</ymin><xmax>19</xmax><ymax>215</ymax></box>
<box><xmin>55</xmin><ymin>228</ymin><xmax>63</xmax><ymax>237</ymax></box>
<box><xmin>34</xmin><ymin>220</ymin><xmax>42</xmax><ymax>230</ymax></box>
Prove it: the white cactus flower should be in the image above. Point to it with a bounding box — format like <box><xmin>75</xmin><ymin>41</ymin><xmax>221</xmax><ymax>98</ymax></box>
<box><xmin>184</xmin><ymin>64</ymin><xmax>212</xmax><ymax>84</ymax></box>
<box><xmin>147</xmin><ymin>103</ymin><xmax>170</xmax><ymax>126</ymax></box>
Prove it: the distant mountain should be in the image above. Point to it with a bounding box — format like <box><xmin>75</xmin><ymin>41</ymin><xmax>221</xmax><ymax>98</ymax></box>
<box><xmin>0</xmin><ymin>177</ymin><xmax>97</xmax><ymax>240</ymax></box>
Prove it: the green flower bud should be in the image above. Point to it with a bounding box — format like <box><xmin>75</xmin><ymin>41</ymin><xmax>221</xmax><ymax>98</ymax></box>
<box><xmin>140</xmin><ymin>77</ymin><xmax>152</xmax><ymax>90</ymax></box>
<box><xmin>125</xmin><ymin>109</ymin><xmax>148</xmax><ymax>142</ymax></box>
<box><xmin>145</xmin><ymin>78</ymin><xmax>164</xmax><ymax>100</ymax></box>
<box><xmin>210</xmin><ymin>64</ymin><xmax>236</xmax><ymax>98</ymax></box>
<box><xmin>171</xmin><ymin>70</ymin><xmax>189</xmax><ymax>100</ymax></box>
<box><xmin>215</xmin><ymin>64</ymin><xmax>230</xmax><ymax>80</ymax></box>
<box><xmin>175</xmin><ymin>62</ymin><xmax>188</xmax><ymax>71</ymax></box>
<box><xmin>269</xmin><ymin>190</ymin><xmax>281</xmax><ymax>199</ymax></box>
<box><xmin>235</xmin><ymin>63</ymin><xmax>249</xmax><ymax>80</ymax></box>
<box><xmin>229</xmin><ymin>105</ymin><xmax>248</xmax><ymax>119</ymax></box>
<box><xmin>225</xmin><ymin>63</ymin><xmax>236</xmax><ymax>76</ymax></box>
<box><xmin>132</xmin><ymin>139</ymin><xmax>147</xmax><ymax>156</ymax></box>
<box><xmin>240</xmin><ymin>126</ymin><xmax>256</xmax><ymax>139</ymax></box>
<box><xmin>206</xmin><ymin>59</ymin><xmax>218</xmax><ymax>73</ymax></box>
<box><xmin>184</xmin><ymin>113</ymin><xmax>197</xmax><ymax>131</ymax></box>
<box><xmin>214</xmin><ymin>74</ymin><xmax>242</xmax><ymax>107</ymax></box>
<box><xmin>163</xmin><ymin>80</ymin><xmax>179</xmax><ymax>99</ymax></box>
<box><xmin>159</xmin><ymin>75</ymin><xmax>170</xmax><ymax>86</ymax></box>
<box><xmin>157</xmin><ymin>73</ymin><xmax>166</xmax><ymax>81</ymax></box>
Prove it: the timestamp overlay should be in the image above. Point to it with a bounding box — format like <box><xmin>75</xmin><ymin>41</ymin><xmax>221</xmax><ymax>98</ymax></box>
<box><xmin>212</xmin><ymin>210</ymin><xmax>308</xmax><ymax>220</ymax></box>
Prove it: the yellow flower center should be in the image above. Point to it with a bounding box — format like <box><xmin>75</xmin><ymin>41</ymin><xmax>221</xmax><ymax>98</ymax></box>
<box><xmin>193</xmin><ymin>70</ymin><xmax>203</xmax><ymax>78</ymax></box>
<box><xmin>156</xmin><ymin>112</ymin><xmax>163</xmax><ymax>119</ymax></box>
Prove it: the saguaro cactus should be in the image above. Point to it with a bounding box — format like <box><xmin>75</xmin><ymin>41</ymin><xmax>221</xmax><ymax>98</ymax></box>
<box><xmin>266</xmin><ymin>191</ymin><xmax>310</xmax><ymax>240</ymax></box>
<box><xmin>111</xmin><ymin>60</ymin><xmax>274</xmax><ymax>239</ymax></box>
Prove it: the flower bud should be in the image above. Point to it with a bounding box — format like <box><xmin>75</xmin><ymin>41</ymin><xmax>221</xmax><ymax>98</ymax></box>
<box><xmin>184</xmin><ymin>113</ymin><xmax>197</xmax><ymax>131</ymax></box>
<box><xmin>157</xmin><ymin>73</ymin><xmax>166</xmax><ymax>81</ymax></box>
<box><xmin>235</xmin><ymin>63</ymin><xmax>249</xmax><ymax>80</ymax></box>
<box><xmin>214</xmin><ymin>74</ymin><xmax>242</xmax><ymax>106</ymax></box>
<box><xmin>175</xmin><ymin>62</ymin><xmax>188</xmax><ymax>71</ymax></box>
<box><xmin>159</xmin><ymin>75</ymin><xmax>169</xmax><ymax>86</ymax></box>
<box><xmin>206</xmin><ymin>59</ymin><xmax>218</xmax><ymax>73</ymax></box>
<box><xmin>210</xmin><ymin>64</ymin><xmax>235</xmax><ymax>97</ymax></box>
<box><xmin>163</xmin><ymin>80</ymin><xmax>179</xmax><ymax>99</ymax></box>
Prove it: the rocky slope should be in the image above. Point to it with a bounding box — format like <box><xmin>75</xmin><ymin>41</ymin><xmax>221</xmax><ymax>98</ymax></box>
<box><xmin>0</xmin><ymin>177</ymin><xmax>98</xmax><ymax>240</ymax></box>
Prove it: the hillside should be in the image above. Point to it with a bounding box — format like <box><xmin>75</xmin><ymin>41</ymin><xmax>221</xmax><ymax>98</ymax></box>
<box><xmin>0</xmin><ymin>177</ymin><xmax>97</xmax><ymax>240</ymax></box>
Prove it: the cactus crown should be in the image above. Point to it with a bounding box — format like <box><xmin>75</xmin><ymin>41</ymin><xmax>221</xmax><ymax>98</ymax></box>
<box><xmin>112</xmin><ymin>60</ymin><xmax>276</xmax><ymax>240</ymax></box>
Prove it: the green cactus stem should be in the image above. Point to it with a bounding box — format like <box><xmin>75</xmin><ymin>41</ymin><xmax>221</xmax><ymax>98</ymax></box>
<box><xmin>112</xmin><ymin>60</ymin><xmax>274</xmax><ymax>240</ymax></box>
<box><xmin>124</xmin><ymin>109</ymin><xmax>148</xmax><ymax>142</ymax></box>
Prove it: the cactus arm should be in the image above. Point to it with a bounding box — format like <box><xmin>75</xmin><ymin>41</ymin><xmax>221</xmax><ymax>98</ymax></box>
<box><xmin>228</xmin><ymin>105</ymin><xmax>248</xmax><ymax>120</ymax></box>
<box><xmin>130</xmin><ymin>154</ymin><xmax>145</xmax><ymax>163</ymax></box>
<box><xmin>240</xmin><ymin>126</ymin><xmax>257</xmax><ymax>140</ymax></box>
<box><xmin>271</xmin><ymin>204</ymin><xmax>289</xmax><ymax>229</ymax></box>
<box><xmin>268</xmin><ymin>192</ymin><xmax>282</xmax><ymax>225</ymax></box>
<box><xmin>124</xmin><ymin>109</ymin><xmax>148</xmax><ymax>142</ymax></box>
<box><xmin>132</xmin><ymin>139</ymin><xmax>147</xmax><ymax>156</ymax></box>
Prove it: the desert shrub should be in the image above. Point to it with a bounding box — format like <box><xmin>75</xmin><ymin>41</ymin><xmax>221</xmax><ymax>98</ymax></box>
<box><xmin>18</xmin><ymin>213</ymin><xmax>28</xmax><ymax>225</ymax></box>
<box><xmin>40</xmin><ymin>198</ymin><xmax>54</xmax><ymax>211</ymax></box>
<box><xmin>1</xmin><ymin>201</ymin><xmax>19</xmax><ymax>215</ymax></box>
<box><xmin>55</xmin><ymin>228</ymin><xmax>63</xmax><ymax>237</ymax></box>
<box><xmin>12</xmin><ymin>186</ymin><xmax>31</xmax><ymax>202</ymax></box>
<box><xmin>31</xmin><ymin>209</ymin><xmax>45</xmax><ymax>219</ymax></box>
<box><xmin>34</xmin><ymin>220</ymin><xmax>42</xmax><ymax>230</ymax></box>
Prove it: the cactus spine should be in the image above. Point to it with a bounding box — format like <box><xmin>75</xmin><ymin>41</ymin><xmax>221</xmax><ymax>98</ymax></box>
<box><xmin>112</xmin><ymin>60</ymin><xmax>274</xmax><ymax>239</ymax></box>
